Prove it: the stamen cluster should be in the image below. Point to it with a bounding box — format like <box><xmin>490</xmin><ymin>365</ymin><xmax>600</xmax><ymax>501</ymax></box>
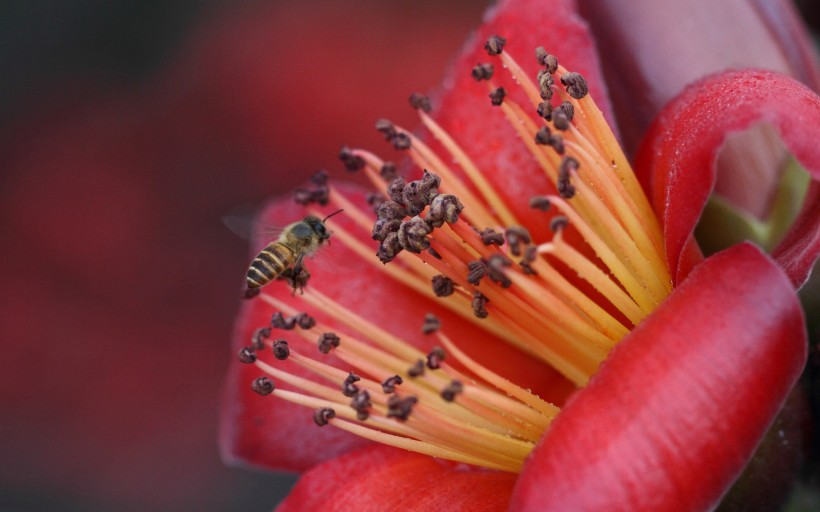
<box><xmin>238</xmin><ymin>34</ymin><xmax>673</xmax><ymax>473</ymax></box>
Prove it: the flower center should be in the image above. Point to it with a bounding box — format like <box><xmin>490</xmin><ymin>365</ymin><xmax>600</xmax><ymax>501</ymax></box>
<box><xmin>238</xmin><ymin>36</ymin><xmax>672</xmax><ymax>473</ymax></box>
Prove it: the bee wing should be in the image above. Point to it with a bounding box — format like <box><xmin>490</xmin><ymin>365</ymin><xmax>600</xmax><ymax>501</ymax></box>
<box><xmin>222</xmin><ymin>214</ymin><xmax>284</xmax><ymax>241</ymax></box>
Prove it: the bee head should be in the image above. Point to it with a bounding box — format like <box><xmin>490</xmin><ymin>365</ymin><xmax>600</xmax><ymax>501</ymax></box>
<box><xmin>304</xmin><ymin>215</ymin><xmax>331</xmax><ymax>241</ymax></box>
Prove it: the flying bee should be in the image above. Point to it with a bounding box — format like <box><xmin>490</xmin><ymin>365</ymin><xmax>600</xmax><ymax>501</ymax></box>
<box><xmin>246</xmin><ymin>209</ymin><xmax>344</xmax><ymax>291</ymax></box>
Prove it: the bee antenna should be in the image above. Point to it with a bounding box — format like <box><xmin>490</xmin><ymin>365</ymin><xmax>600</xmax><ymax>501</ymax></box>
<box><xmin>323</xmin><ymin>209</ymin><xmax>345</xmax><ymax>223</ymax></box>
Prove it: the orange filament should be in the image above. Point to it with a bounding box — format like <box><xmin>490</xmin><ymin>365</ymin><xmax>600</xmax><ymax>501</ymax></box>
<box><xmin>241</xmin><ymin>40</ymin><xmax>672</xmax><ymax>473</ymax></box>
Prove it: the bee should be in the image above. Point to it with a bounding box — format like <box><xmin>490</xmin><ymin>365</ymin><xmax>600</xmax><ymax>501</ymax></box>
<box><xmin>246</xmin><ymin>209</ymin><xmax>344</xmax><ymax>290</ymax></box>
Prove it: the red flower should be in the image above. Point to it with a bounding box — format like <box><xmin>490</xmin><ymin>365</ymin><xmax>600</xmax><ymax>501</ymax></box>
<box><xmin>222</xmin><ymin>0</ymin><xmax>819</xmax><ymax>509</ymax></box>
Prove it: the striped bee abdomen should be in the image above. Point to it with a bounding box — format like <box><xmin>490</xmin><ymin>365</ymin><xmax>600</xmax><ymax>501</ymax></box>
<box><xmin>247</xmin><ymin>242</ymin><xmax>294</xmax><ymax>288</ymax></box>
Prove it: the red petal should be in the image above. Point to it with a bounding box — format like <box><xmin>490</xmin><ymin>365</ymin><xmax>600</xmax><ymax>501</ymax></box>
<box><xmin>510</xmin><ymin>243</ymin><xmax>807</xmax><ymax>511</ymax></box>
<box><xmin>635</xmin><ymin>69</ymin><xmax>820</xmax><ymax>286</ymax></box>
<box><xmin>221</xmin><ymin>0</ymin><xmax>607</xmax><ymax>474</ymax></box>
<box><xmin>277</xmin><ymin>445</ymin><xmax>516</xmax><ymax>512</ymax></box>
<box><xmin>221</xmin><ymin>185</ymin><xmax>574</xmax><ymax>472</ymax></box>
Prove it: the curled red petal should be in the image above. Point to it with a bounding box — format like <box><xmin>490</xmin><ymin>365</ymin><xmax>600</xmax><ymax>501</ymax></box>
<box><xmin>510</xmin><ymin>243</ymin><xmax>807</xmax><ymax>511</ymax></box>
<box><xmin>635</xmin><ymin>69</ymin><xmax>820</xmax><ymax>286</ymax></box>
<box><xmin>277</xmin><ymin>445</ymin><xmax>516</xmax><ymax>512</ymax></box>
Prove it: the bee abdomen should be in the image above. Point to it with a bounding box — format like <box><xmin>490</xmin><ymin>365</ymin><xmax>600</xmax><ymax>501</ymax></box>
<box><xmin>247</xmin><ymin>243</ymin><xmax>293</xmax><ymax>288</ymax></box>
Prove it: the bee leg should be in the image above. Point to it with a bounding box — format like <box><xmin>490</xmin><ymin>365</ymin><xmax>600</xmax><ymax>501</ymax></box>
<box><xmin>287</xmin><ymin>255</ymin><xmax>310</xmax><ymax>295</ymax></box>
<box><xmin>292</xmin><ymin>254</ymin><xmax>306</xmax><ymax>277</ymax></box>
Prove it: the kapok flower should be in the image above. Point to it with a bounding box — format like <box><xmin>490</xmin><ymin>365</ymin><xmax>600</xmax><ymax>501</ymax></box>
<box><xmin>222</xmin><ymin>2</ymin><xmax>819</xmax><ymax>510</ymax></box>
<box><xmin>234</xmin><ymin>34</ymin><xmax>677</xmax><ymax>473</ymax></box>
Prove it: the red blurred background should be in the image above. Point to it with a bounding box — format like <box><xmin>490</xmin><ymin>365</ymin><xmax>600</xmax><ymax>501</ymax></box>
<box><xmin>0</xmin><ymin>1</ymin><xmax>490</xmax><ymax>510</ymax></box>
<box><xmin>1</xmin><ymin>1</ymin><xmax>819</xmax><ymax>510</ymax></box>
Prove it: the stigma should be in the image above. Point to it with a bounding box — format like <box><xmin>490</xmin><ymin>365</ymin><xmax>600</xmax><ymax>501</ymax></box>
<box><xmin>240</xmin><ymin>36</ymin><xmax>672</xmax><ymax>472</ymax></box>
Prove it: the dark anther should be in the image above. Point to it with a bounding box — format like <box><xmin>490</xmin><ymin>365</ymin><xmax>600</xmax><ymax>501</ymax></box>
<box><xmin>552</xmin><ymin>110</ymin><xmax>570</xmax><ymax>131</ymax></box>
<box><xmin>561</xmin><ymin>72</ymin><xmax>589</xmax><ymax>99</ymax></box>
<box><xmin>409</xmin><ymin>92</ymin><xmax>432</xmax><ymax>113</ymax></box>
<box><xmin>295</xmin><ymin>312</ymin><xmax>316</xmax><ymax>330</ymax></box>
<box><xmin>427</xmin><ymin>247</ymin><xmax>442</xmax><ymax>259</ymax></box>
<box><xmin>441</xmin><ymin>380</ymin><xmax>464</xmax><ymax>401</ymax></box>
<box><xmin>377</xmin><ymin>199</ymin><xmax>406</xmax><ymax>222</ymax></box>
<box><xmin>272</xmin><ymin>339</ymin><xmax>290</xmax><ymax>360</ymax></box>
<box><xmin>505</xmin><ymin>226</ymin><xmax>532</xmax><ymax>257</ymax></box>
<box><xmin>535</xmin><ymin>47</ymin><xmax>559</xmax><ymax>73</ymax></box>
<box><xmin>426</xmin><ymin>346</ymin><xmax>446</xmax><ymax>369</ymax></box>
<box><xmin>529</xmin><ymin>196</ymin><xmax>551</xmax><ymax>211</ymax></box>
<box><xmin>339</xmin><ymin>146</ymin><xmax>366</xmax><ymax>172</ymax></box>
<box><xmin>388</xmin><ymin>176</ymin><xmax>407</xmax><ymax>203</ymax></box>
<box><xmin>484</xmin><ymin>35</ymin><xmax>506</xmax><ymax>55</ymax></box>
<box><xmin>380</xmin><ymin>162</ymin><xmax>397</xmax><ymax>181</ymax></box>
<box><xmin>402</xmin><ymin>180</ymin><xmax>426</xmax><ymax>216</ymax></box>
<box><xmin>392</xmin><ymin>132</ymin><xmax>412</xmax><ymax>150</ymax></box>
<box><xmin>418</xmin><ymin>170</ymin><xmax>442</xmax><ymax>204</ymax></box>
<box><xmin>342</xmin><ymin>373</ymin><xmax>361</xmax><ymax>397</ymax></box>
<box><xmin>472</xmin><ymin>291</ymin><xmax>489</xmax><ymax>318</ymax></box>
<box><xmin>428</xmin><ymin>194</ymin><xmax>463</xmax><ymax>227</ymax></box>
<box><xmin>489</xmin><ymin>87</ymin><xmax>507</xmax><ymax>106</ymax></box>
<box><xmin>467</xmin><ymin>260</ymin><xmax>487</xmax><ymax>286</ymax></box>
<box><xmin>558</xmin><ymin>156</ymin><xmax>579</xmax><ymax>199</ymax></box>
<box><xmin>557</xmin><ymin>100</ymin><xmax>574</xmax><ymax>121</ymax></box>
<box><xmin>479</xmin><ymin>227</ymin><xmax>505</xmax><ymax>246</ymax></box>
<box><xmin>552</xmin><ymin>101</ymin><xmax>574</xmax><ymax>131</ymax></box>
<box><xmin>294</xmin><ymin>186</ymin><xmax>329</xmax><ymax>206</ymax></box>
<box><xmin>487</xmin><ymin>254</ymin><xmax>513</xmax><ymax>288</ymax></box>
<box><xmin>550</xmin><ymin>215</ymin><xmax>570</xmax><ymax>232</ymax></box>
<box><xmin>422</xmin><ymin>313</ymin><xmax>441</xmax><ymax>335</ymax></box>
<box><xmin>407</xmin><ymin>359</ymin><xmax>425</xmax><ymax>377</ymax></box>
<box><xmin>524</xmin><ymin>245</ymin><xmax>538</xmax><ymax>262</ymax></box>
<box><xmin>398</xmin><ymin>216</ymin><xmax>432</xmax><ymax>253</ymax></box>
<box><xmin>471</xmin><ymin>63</ymin><xmax>495</xmax><ymax>81</ymax></box>
<box><xmin>310</xmin><ymin>169</ymin><xmax>329</xmax><ymax>186</ymax></box>
<box><xmin>549</xmin><ymin>133</ymin><xmax>565</xmax><ymax>155</ymax></box>
<box><xmin>535</xmin><ymin>46</ymin><xmax>548</xmax><ymax>65</ymax></box>
<box><xmin>520</xmin><ymin>245</ymin><xmax>538</xmax><ymax>275</ymax></box>
<box><xmin>519</xmin><ymin>260</ymin><xmax>536</xmax><ymax>275</ymax></box>
<box><xmin>251</xmin><ymin>376</ymin><xmax>274</xmax><ymax>396</ymax></box>
<box><xmin>313</xmin><ymin>407</ymin><xmax>336</xmax><ymax>426</ymax></box>
<box><xmin>251</xmin><ymin>326</ymin><xmax>271</xmax><ymax>350</ymax></box>
<box><xmin>381</xmin><ymin>375</ymin><xmax>404</xmax><ymax>394</ymax></box>
<box><xmin>386</xmin><ymin>395</ymin><xmax>418</xmax><ymax>421</ymax></box>
<box><xmin>293</xmin><ymin>188</ymin><xmax>312</xmax><ymax>205</ymax></box>
<box><xmin>377</xmin><ymin>232</ymin><xmax>403</xmax><ymax>264</ymax></box>
<box><xmin>375</xmin><ymin>118</ymin><xmax>397</xmax><ymax>140</ymax></box>
<box><xmin>243</xmin><ymin>287</ymin><xmax>261</xmax><ymax>299</ymax></box>
<box><xmin>366</xmin><ymin>192</ymin><xmax>386</xmax><ymax>209</ymax></box>
<box><xmin>534</xmin><ymin>126</ymin><xmax>552</xmax><ymax>145</ymax></box>
<box><xmin>271</xmin><ymin>311</ymin><xmax>294</xmax><ymax>330</ymax></box>
<box><xmin>372</xmin><ymin>217</ymin><xmax>402</xmax><ymax>242</ymax></box>
<box><xmin>537</xmin><ymin>101</ymin><xmax>553</xmax><ymax>120</ymax></box>
<box><xmin>431</xmin><ymin>275</ymin><xmax>455</xmax><ymax>297</ymax></box>
<box><xmin>317</xmin><ymin>332</ymin><xmax>341</xmax><ymax>354</ymax></box>
<box><xmin>350</xmin><ymin>390</ymin><xmax>372</xmax><ymax>420</ymax></box>
<box><xmin>238</xmin><ymin>346</ymin><xmax>257</xmax><ymax>364</ymax></box>
<box><xmin>538</xmin><ymin>69</ymin><xmax>555</xmax><ymax>101</ymax></box>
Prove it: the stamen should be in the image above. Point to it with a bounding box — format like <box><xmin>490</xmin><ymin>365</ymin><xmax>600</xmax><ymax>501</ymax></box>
<box><xmin>251</xmin><ymin>376</ymin><xmax>274</xmax><ymax>396</ymax></box>
<box><xmin>238</xmin><ymin>36</ymin><xmax>677</xmax><ymax>475</ymax></box>
<box><xmin>272</xmin><ymin>339</ymin><xmax>290</xmax><ymax>360</ymax></box>
<box><xmin>313</xmin><ymin>407</ymin><xmax>336</xmax><ymax>426</ymax></box>
<box><xmin>421</xmin><ymin>313</ymin><xmax>441</xmax><ymax>335</ymax></box>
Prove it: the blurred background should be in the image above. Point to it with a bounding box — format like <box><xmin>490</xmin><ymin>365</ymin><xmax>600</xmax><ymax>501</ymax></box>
<box><xmin>0</xmin><ymin>1</ymin><xmax>491</xmax><ymax>510</ymax></box>
<box><xmin>0</xmin><ymin>1</ymin><xmax>818</xmax><ymax>511</ymax></box>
